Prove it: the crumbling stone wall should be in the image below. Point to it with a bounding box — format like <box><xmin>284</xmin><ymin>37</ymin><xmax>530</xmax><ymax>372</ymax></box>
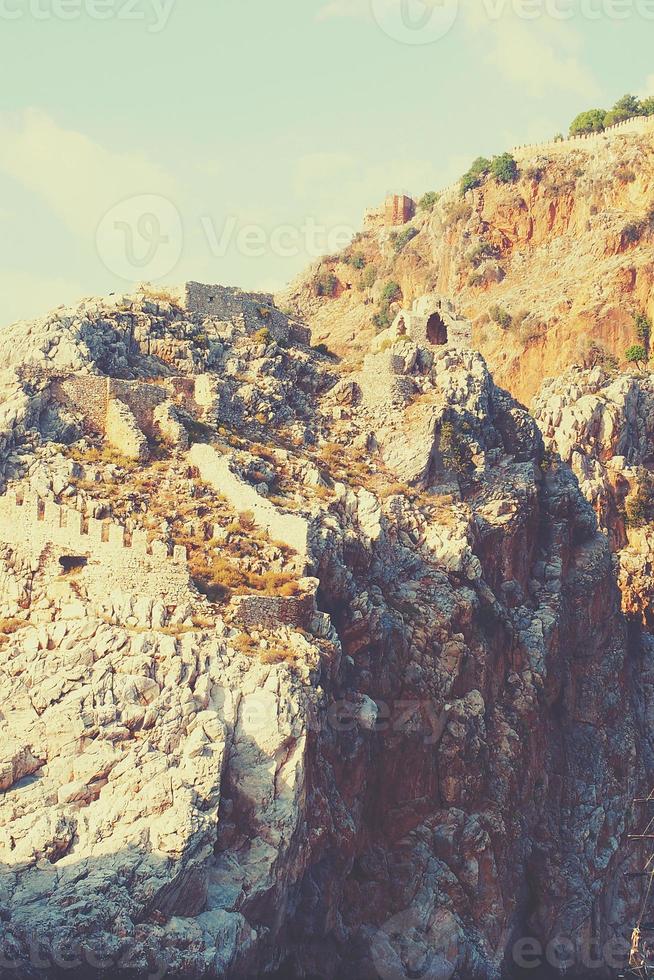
<box><xmin>50</xmin><ymin>376</ymin><xmax>108</xmax><ymax>434</ymax></box>
<box><xmin>384</xmin><ymin>194</ymin><xmax>415</xmax><ymax>225</ymax></box>
<box><xmin>230</xmin><ymin>589</ymin><xmax>316</xmax><ymax>630</ymax></box>
<box><xmin>106</xmin><ymin>398</ymin><xmax>149</xmax><ymax>460</ymax></box>
<box><xmin>108</xmin><ymin>379</ymin><xmax>169</xmax><ymax>440</ymax></box>
<box><xmin>182</xmin><ymin>282</ymin><xmax>311</xmax><ymax>346</ymax></box>
<box><xmin>0</xmin><ymin>492</ymin><xmax>191</xmax><ymax>610</ymax></box>
<box><xmin>392</xmin><ymin>295</ymin><xmax>473</xmax><ymax>349</ymax></box>
<box><xmin>189</xmin><ymin>444</ymin><xmax>311</xmax><ymax>565</ymax></box>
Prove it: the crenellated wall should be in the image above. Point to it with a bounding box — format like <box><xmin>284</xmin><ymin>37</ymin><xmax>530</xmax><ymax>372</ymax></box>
<box><xmin>437</xmin><ymin>115</ymin><xmax>654</xmax><ymax>203</ymax></box>
<box><xmin>0</xmin><ymin>492</ymin><xmax>192</xmax><ymax>606</ymax></box>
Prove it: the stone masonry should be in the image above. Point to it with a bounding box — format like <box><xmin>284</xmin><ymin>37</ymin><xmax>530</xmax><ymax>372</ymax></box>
<box><xmin>0</xmin><ymin>491</ymin><xmax>191</xmax><ymax>616</ymax></box>
<box><xmin>392</xmin><ymin>294</ymin><xmax>473</xmax><ymax>349</ymax></box>
<box><xmin>180</xmin><ymin>282</ymin><xmax>311</xmax><ymax>346</ymax></box>
<box><xmin>189</xmin><ymin>443</ymin><xmax>311</xmax><ymax>567</ymax></box>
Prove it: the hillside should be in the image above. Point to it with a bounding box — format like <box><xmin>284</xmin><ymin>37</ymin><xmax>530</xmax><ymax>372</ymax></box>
<box><xmin>280</xmin><ymin>115</ymin><xmax>654</xmax><ymax>406</ymax></box>
<box><xmin>0</xmin><ymin>282</ymin><xmax>653</xmax><ymax>977</ymax></box>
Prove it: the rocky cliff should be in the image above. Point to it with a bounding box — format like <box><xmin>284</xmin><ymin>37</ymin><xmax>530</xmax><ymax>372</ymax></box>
<box><xmin>280</xmin><ymin>120</ymin><xmax>654</xmax><ymax>406</ymax></box>
<box><xmin>0</xmin><ymin>286</ymin><xmax>651</xmax><ymax>979</ymax></box>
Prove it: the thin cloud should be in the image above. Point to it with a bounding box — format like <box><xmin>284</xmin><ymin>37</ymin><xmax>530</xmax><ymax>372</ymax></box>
<box><xmin>461</xmin><ymin>2</ymin><xmax>599</xmax><ymax>100</ymax></box>
<box><xmin>638</xmin><ymin>73</ymin><xmax>654</xmax><ymax>99</ymax></box>
<box><xmin>316</xmin><ymin>0</ymin><xmax>369</xmax><ymax>20</ymax></box>
<box><xmin>0</xmin><ymin>110</ymin><xmax>180</xmax><ymax>240</ymax></box>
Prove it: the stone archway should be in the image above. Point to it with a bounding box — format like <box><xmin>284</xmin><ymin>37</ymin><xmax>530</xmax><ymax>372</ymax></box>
<box><xmin>426</xmin><ymin>312</ymin><xmax>448</xmax><ymax>345</ymax></box>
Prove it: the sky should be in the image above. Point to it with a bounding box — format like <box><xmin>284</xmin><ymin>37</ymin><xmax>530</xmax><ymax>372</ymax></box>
<box><xmin>0</xmin><ymin>0</ymin><xmax>652</xmax><ymax>326</ymax></box>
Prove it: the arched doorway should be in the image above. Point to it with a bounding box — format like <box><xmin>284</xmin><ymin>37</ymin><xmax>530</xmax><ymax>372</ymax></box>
<box><xmin>426</xmin><ymin>312</ymin><xmax>448</xmax><ymax>345</ymax></box>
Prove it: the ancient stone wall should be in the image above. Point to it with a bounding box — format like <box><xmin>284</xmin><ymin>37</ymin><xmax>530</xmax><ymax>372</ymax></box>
<box><xmin>189</xmin><ymin>444</ymin><xmax>311</xmax><ymax>565</ymax></box>
<box><xmin>0</xmin><ymin>492</ymin><xmax>191</xmax><ymax>607</ymax></box>
<box><xmin>106</xmin><ymin>398</ymin><xmax>149</xmax><ymax>460</ymax></box>
<box><xmin>230</xmin><ymin>590</ymin><xmax>316</xmax><ymax>630</ymax></box>
<box><xmin>384</xmin><ymin>194</ymin><xmax>415</xmax><ymax>226</ymax></box>
<box><xmin>108</xmin><ymin>379</ymin><xmax>168</xmax><ymax>439</ymax></box>
<box><xmin>433</xmin><ymin>114</ymin><xmax>654</xmax><ymax>204</ymax></box>
<box><xmin>392</xmin><ymin>296</ymin><xmax>473</xmax><ymax>350</ymax></box>
<box><xmin>50</xmin><ymin>376</ymin><xmax>108</xmax><ymax>434</ymax></box>
<box><xmin>182</xmin><ymin>282</ymin><xmax>273</xmax><ymax>321</ymax></box>
<box><xmin>182</xmin><ymin>282</ymin><xmax>311</xmax><ymax>346</ymax></box>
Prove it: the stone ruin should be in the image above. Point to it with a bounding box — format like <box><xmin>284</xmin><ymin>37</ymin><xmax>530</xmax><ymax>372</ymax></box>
<box><xmin>177</xmin><ymin>282</ymin><xmax>311</xmax><ymax>346</ymax></box>
<box><xmin>20</xmin><ymin>370</ymin><xmax>217</xmax><ymax>462</ymax></box>
<box><xmin>363</xmin><ymin>194</ymin><xmax>416</xmax><ymax>230</ymax></box>
<box><xmin>391</xmin><ymin>295</ymin><xmax>473</xmax><ymax>349</ymax></box>
<box><xmin>357</xmin><ymin>295</ymin><xmax>475</xmax><ymax>410</ymax></box>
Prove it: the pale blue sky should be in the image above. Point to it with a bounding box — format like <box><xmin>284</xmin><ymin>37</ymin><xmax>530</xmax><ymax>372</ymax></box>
<box><xmin>0</xmin><ymin>0</ymin><xmax>652</xmax><ymax>325</ymax></box>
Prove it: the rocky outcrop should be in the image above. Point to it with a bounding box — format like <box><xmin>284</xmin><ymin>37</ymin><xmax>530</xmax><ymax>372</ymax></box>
<box><xmin>534</xmin><ymin>365</ymin><xmax>654</xmax><ymax>629</ymax></box>
<box><xmin>0</xmin><ymin>288</ymin><xmax>651</xmax><ymax>979</ymax></box>
<box><xmin>280</xmin><ymin>123</ymin><xmax>654</xmax><ymax>405</ymax></box>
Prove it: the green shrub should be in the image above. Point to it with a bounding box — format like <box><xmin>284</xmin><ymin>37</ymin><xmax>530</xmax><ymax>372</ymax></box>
<box><xmin>418</xmin><ymin>191</ymin><xmax>439</xmax><ymax>212</ymax></box>
<box><xmin>623</xmin><ymin>221</ymin><xmax>645</xmax><ymax>245</ymax></box>
<box><xmin>360</xmin><ymin>265</ymin><xmax>378</xmax><ymax>289</ymax></box>
<box><xmin>625</xmin><ymin>343</ymin><xmax>648</xmax><ymax>368</ymax></box>
<box><xmin>605</xmin><ymin>93</ymin><xmax>642</xmax><ymax>127</ymax></box>
<box><xmin>351</xmin><ymin>253</ymin><xmax>366</xmax><ymax>270</ymax></box>
<box><xmin>461</xmin><ymin>156</ymin><xmax>491</xmax><ymax>195</ymax></box>
<box><xmin>489</xmin><ymin>305</ymin><xmax>512</xmax><ymax>329</ymax></box>
<box><xmin>635</xmin><ymin>311</ymin><xmax>652</xmax><ymax>355</ymax></box>
<box><xmin>439</xmin><ymin>421</ymin><xmax>472</xmax><ymax>477</ymax></box>
<box><xmin>467</xmin><ymin>241</ymin><xmax>500</xmax><ymax>268</ymax></box>
<box><xmin>393</xmin><ymin>226</ymin><xmax>419</xmax><ymax>253</ymax></box>
<box><xmin>372</xmin><ymin>308</ymin><xmax>393</xmax><ymax>331</ymax></box>
<box><xmin>253</xmin><ymin>327</ymin><xmax>272</xmax><ymax>345</ymax></box>
<box><xmin>572</xmin><ymin>337</ymin><xmax>618</xmax><ymax>372</ymax></box>
<box><xmin>314</xmin><ymin>272</ymin><xmax>339</xmax><ymax>298</ymax></box>
<box><xmin>491</xmin><ymin>153</ymin><xmax>518</xmax><ymax>184</ymax></box>
<box><xmin>625</xmin><ymin>475</ymin><xmax>654</xmax><ymax>527</ymax></box>
<box><xmin>569</xmin><ymin>108</ymin><xmax>607</xmax><ymax>136</ymax></box>
<box><xmin>381</xmin><ymin>281</ymin><xmax>402</xmax><ymax>305</ymax></box>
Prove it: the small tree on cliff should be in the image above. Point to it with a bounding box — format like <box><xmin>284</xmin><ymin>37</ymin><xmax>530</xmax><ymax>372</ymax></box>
<box><xmin>490</xmin><ymin>153</ymin><xmax>519</xmax><ymax>184</ymax></box>
<box><xmin>569</xmin><ymin>108</ymin><xmax>607</xmax><ymax>136</ymax></box>
<box><xmin>625</xmin><ymin>344</ymin><xmax>648</xmax><ymax>370</ymax></box>
<box><xmin>635</xmin><ymin>311</ymin><xmax>652</xmax><ymax>359</ymax></box>
<box><xmin>605</xmin><ymin>93</ymin><xmax>642</xmax><ymax>127</ymax></box>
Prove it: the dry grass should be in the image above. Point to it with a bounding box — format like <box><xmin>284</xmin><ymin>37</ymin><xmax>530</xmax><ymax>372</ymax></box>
<box><xmin>66</xmin><ymin>444</ymin><xmax>141</xmax><ymax>472</ymax></box>
<box><xmin>0</xmin><ymin>617</ymin><xmax>28</xmax><ymax>646</ymax></box>
<box><xmin>139</xmin><ymin>284</ymin><xmax>182</xmax><ymax>306</ymax></box>
<box><xmin>186</xmin><ymin>547</ymin><xmax>301</xmax><ymax>605</ymax></box>
<box><xmin>231</xmin><ymin>632</ymin><xmax>299</xmax><ymax>665</ymax></box>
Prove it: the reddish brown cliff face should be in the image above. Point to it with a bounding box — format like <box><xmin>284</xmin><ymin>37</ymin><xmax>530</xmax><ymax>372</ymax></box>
<box><xmin>281</xmin><ymin>126</ymin><xmax>654</xmax><ymax>407</ymax></box>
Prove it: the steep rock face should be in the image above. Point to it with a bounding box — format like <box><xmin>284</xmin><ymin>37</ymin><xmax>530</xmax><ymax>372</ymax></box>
<box><xmin>534</xmin><ymin>366</ymin><xmax>654</xmax><ymax>630</ymax></box>
<box><xmin>280</xmin><ymin>124</ymin><xmax>654</xmax><ymax>405</ymax></box>
<box><xmin>0</xmin><ymin>290</ymin><xmax>650</xmax><ymax>978</ymax></box>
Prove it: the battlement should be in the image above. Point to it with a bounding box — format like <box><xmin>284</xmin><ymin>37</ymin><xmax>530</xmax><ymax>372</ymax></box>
<box><xmin>0</xmin><ymin>492</ymin><xmax>187</xmax><ymax>564</ymax></box>
<box><xmin>433</xmin><ymin>114</ymin><xmax>654</xmax><ymax>204</ymax></box>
